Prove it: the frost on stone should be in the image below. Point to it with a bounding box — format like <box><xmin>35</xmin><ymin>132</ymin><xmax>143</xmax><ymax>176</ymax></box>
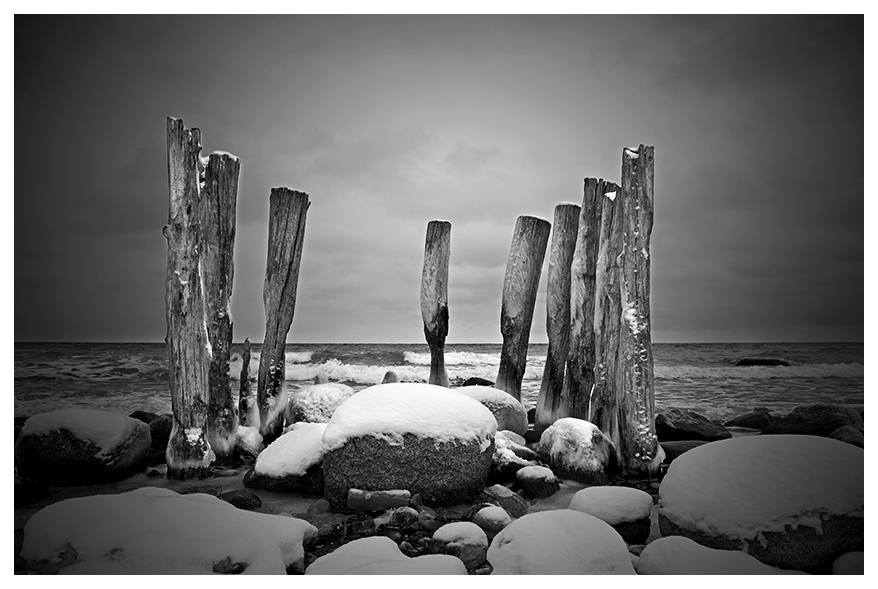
<box><xmin>255</xmin><ymin>422</ymin><xmax>327</xmax><ymax>478</ymax></box>
<box><xmin>306</xmin><ymin>536</ymin><xmax>466</xmax><ymax>575</ymax></box>
<box><xmin>321</xmin><ymin>383</ymin><xmax>497</xmax><ymax>453</ymax></box>
<box><xmin>21</xmin><ymin>487</ymin><xmax>317</xmax><ymax>574</ymax></box>
<box><xmin>20</xmin><ymin>409</ymin><xmax>140</xmax><ymax>459</ymax></box>
<box><xmin>659</xmin><ymin>435</ymin><xmax>864</xmax><ymax>546</ymax></box>
<box><xmin>568</xmin><ymin>486</ymin><xmax>653</xmax><ymax>525</ymax></box>
<box><xmin>487</xmin><ymin>510</ymin><xmax>635</xmax><ymax>574</ymax></box>
<box><xmin>432</xmin><ymin>522</ymin><xmax>488</xmax><ymax>547</ymax></box>
<box><xmin>636</xmin><ymin>536</ymin><xmax>804</xmax><ymax>575</ymax></box>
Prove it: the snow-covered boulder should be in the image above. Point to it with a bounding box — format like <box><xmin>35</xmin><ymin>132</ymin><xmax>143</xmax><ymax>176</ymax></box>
<box><xmin>15</xmin><ymin>409</ymin><xmax>151</xmax><ymax>485</ymax></box>
<box><xmin>486</xmin><ymin>509</ymin><xmax>635</xmax><ymax>574</ymax></box>
<box><xmin>477</xmin><ymin>484</ymin><xmax>528</xmax><ymax>518</ymax></box>
<box><xmin>659</xmin><ymin>434</ymin><xmax>863</xmax><ymax>572</ymax></box>
<box><xmin>471</xmin><ymin>504</ymin><xmax>512</xmax><ymax>540</ymax></box>
<box><xmin>832</xmin><ymin>551</ymin><xmax>864</xmax><ymax>575</ymax></box>
<box><xmin>243</xmin><ymin>423</ymin><xmax>327</xmax><ymax>494</ymax></box>
<box><xmin>515</xmin><ymin>465</ymin><xmax>559</xmax><ymax>499</ymax></box>
<box><xmin>453</xmin><ymin>386</ymin><xmax>528</xmax><ymax>436</ymax></box>
<box><xmin>235</xmin><ymin>425</ymin><xmax>263</xmax><ymax>457</ymax></box>
<box><xmin>321</xmin><ymin>383</ymin><xmax>497</xmax><ymax>509</ymax></box>
<box><xmin>286</xmin><ymin>382</ymin><xmax>356</xmax><ymax>424</ymax></box>
<box><xmin>636</xmin><ymin>536</ymin><xmax>804</xmax><ymax>575</ymax></box>
<box><xmin>430</xmin><ymin>521</ymin><xmax>489</xmax><ymax>570</ymax></box>
<box><xmin>761</xmin><ymin>403</ymin><xmax>864</xmax><ymax>437</ymax></box>
<box><xmin>569</xmin><ymin>486</ymin><xmax>653</xmax><ymax>545</ymax></box>
<box><xmin>305</xmin><ymin>536</ymin><xmax>466</xmax><ymax>574</ymax></box>
<box><xmin>655</xmin><ymin>407</ymin><xmax>732</xmax><ymax>442</ymax></box>
<box><xmin>21</xmin><ymin>487</ymin><xmax>317</xmax><ymax>574</ymax></box>
<box><xmin>489</xmin><ymin>430</ymin><xmax>543</xmax><ymax>484</ymax></box>
<box><xmin>536</xmin><ymin>418</ymin><xmax>616</xmax><ymax>485</ymax></box>
<box><xmin>829</xmin><ymin>425</ymin><xmax>864</xmax><ymax>448</ymax></box>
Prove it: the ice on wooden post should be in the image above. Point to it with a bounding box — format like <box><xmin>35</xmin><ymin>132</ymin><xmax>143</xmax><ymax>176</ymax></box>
<box><xmin>420</xmin><ymin>220</ymin><xmax>451</xmax><ymax>387</ymax></box>
<box><xmin>201</xmin><ymin>151</ymin><xmax>240</xmax><ymax>465</ymax></box>
<box><xmin>257</xmin><ymin>188</ymin><xmax>310</xmax><ymax>444</ymax></box>
<box><xmin>534</xmin><ymin>203</ymin><xmax>580</xmax><ymax>434</ymax></box>
<box><xmin>590</xmin><ymin>179</ymin><xmax>623</xmax><ymax>462</ymax></box>
<box><xmin>616</xmin><ymin>144</ymin><xmax>660</xmax><ymax>476</ymax></box>
<box><xmin>238</xmin><ymin>337</ymin><xmax>257</xmax><ymax>427</ymax></box>
<box><xmin>162</xmin><ymin>117</ymin><xmax>213</xmax><ymax>480</ymax></box>
<box><xmin>496</xmin><ymin>215</ymin><xmax>551</xmax><ymax>401</ymax></box>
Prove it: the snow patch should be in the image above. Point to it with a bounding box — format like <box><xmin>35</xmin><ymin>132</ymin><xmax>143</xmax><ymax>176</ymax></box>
<box><xmin>255</xmin><ymin>422</ymin><xmax>327</xmax><ymax>477</ymax></box>
<box><xmin>20</xmin><ymin>409</ymin><xmax>139</xmax><ymax>458</ymax></box>
<box><xmin>432</xmin><ymin>522</ymin><xmax>488</xmax><ymax>547</ymax></box>
<box><xmin>636</xmin><ymin>536</ymin><xmax>803</xmax><ymax>575</ymax></box>
<box><xmin>605</xmin><ymin>191</ymin><xmax>617</xmax><ymax>200</ymax></box>
<box><xmin>306</xmin><ymin>536</ymin><xmax>466</xmax><ymax>575</ymax></box>
<box><xmin>568</xmin><ymin>486</ymin><xmax>653</xmax><ymax>524</ymax></box>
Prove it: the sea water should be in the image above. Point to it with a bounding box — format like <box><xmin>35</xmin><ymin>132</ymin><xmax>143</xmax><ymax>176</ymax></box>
<box><xmin>14</xmin><ymin>342</ymin><xmax>863</xmax><ymax>422</ymax></box>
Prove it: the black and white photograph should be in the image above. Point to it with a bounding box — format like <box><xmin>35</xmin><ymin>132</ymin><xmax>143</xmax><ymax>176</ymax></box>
<box><xmin>14</xmin><ymin>7</ymin><xmax>865</xmax><ymax>576</ymax></box>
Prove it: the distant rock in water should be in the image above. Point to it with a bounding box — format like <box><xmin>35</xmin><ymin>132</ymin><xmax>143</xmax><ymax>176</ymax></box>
<box><xmin>734</xmin><ymin>357</ymin><xmax>790</xmax><ymax>366</ymax></box>
<box><xmin>462</xmin><ymin>377</ymin><xmax>494</xmax><ymax>387</ymax></box>
<box><xmin>655</xmin><ymin>408</ymin><xmax>732</xmax><ymax>442</ymax></box>
<box><xmin>382</xmin><ymin>370</ymin><xmax>400</xmax><ymax>384</ymax></box>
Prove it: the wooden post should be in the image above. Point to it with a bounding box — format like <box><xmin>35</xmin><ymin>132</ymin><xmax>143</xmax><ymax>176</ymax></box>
<box><xmin>163</xmin><ymin>117</ymin><xmax>213</xmax><ymax>480</ymax></box>
<box><xmin>420</xmin><ymin>220</ymin><xmax>451</xmax><ymax>387</ymax></box>
<box><xmin>237</xmin><ymin>338</ymin><xmax>253</xmax><ymax>426</ymax></box>
<box><xmin>615</xmin><ymin>144</ymin><xmax>660</xmax><ymax>476</ymax></box>
<box><xmin>201</xmin><ymin>151</ymin><xmax>240</xmax><ymax>465</ymax></box>
<box><xmin>590</xmin><ymin>179</ymin><xmax>623</xmax><ymax>455</ymax></box>
<box><xmin>257</xmin><ymin>188</ymin><xmax>310</xmax><ymax>444</ymax></box>
<box><xmin>496</xmin><ymin>215</ymin><xmax>551</xmax><ymax>401</ymax></box>
<box><xmin>534</xmin><ymin>203</ymin><xmax>580</xmax><ymax>434</ymax></box>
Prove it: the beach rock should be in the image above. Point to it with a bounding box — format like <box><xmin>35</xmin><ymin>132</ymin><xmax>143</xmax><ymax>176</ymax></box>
<box><xmin>219</xmin><ymin>488</ymin><xmax>262</xmax><ymax>511</ymax></box>
<box><xmin>536</xmin><ymin>417</ymin><xmax>617</xmax><ymax>485</ymax></box>
<box><xmin>322</xmin><ymin>384</ymin><xmax>496</xmax><ymax>509</ymax></box>
<box><xmin>762</xmin><ymin>404</ymin><xmax>864</xmax><ymax>438</ymax></box>
<box><xmin>453</xmin><ymin>385</ymin><xmax>528</xmax><ymax>436</ymax></box>
<box><xmin>526</xmin><ymin>407</ymin><xmax>535</xmax><ymax>424</ymax></box>
<box><xmin>489</xmin><ymin>431</ymin><xmax>542</xmax><ymax>484</ymax></box>
<box><xmin>462</xmin><ymin>377</ymin><xmax>494</xmax><ymax>387</ymax></box>
<box><xmin>486</xmin><ymin>510</ymin><xmax>635</xmax><ymax>574</ymax></box>
<box><xmin>389</xmin><ymin>506</ymin><xmax>420</xmax><ymax>529</ymax></box>
<box><xmin>381</xmin><ymin>370</ymin><xmax>400</xmax><ymax>384</ymax></box>
<box><xmin>515</xmin><ymin>465</ymin><xmax>559</xmax><ymax>499</ymax></box>
<box><xmin>148</xmin><ymin>413</ymin><xmax>173</xmax><ymax>451</ymax></box>
<box><xmin>287</xmin><ymin>383</ymin><xmax>357</xmax><ymax>424</ymax></box>
<box><xmin>658</xmin><ymin>435</ymin><xmax>863</xmax><ymax>573</ymax></box>
<box><xmin>829</xmin><ymin>425</ymin><xmax>864</xmax><ymax>448</ymax></box>
<box><xmin>476</xmin><ymin>484</ymin><xmax>528</xmax><ymax>519</ymax></box>
<box><xmin>305</xmin><ymin>536</ymin><xmax>466</xmax><ymax>574</ymax></box>
<box><xmin>735</xmin><ymin>357</ymin><xmax>790</xmax><ymax>366</ymax></box>
<box><xmin>144</xmin><ymin>447</ymin><xmax>166</xmax><ymax>467</ymax></box>
<box><xmin>14</xmin><ymin>408</ymin><xmax>151</xmax><ymax>485</ymax></box>
<box><xmin>658</xmin><ymin>440</ymin><xmax>709</xmax><ymax>464</ymax></box>
<box><xmin>129</xmin><ymin>410</ymin><xmax>159</xmax><ymax>424</ymax></box>
<box><xmin>655</xmin><ymin>408</ymin><xmax>732</xmax><ymax>442</ymax></box>
<box><xmin>243</xmin><ymin>423</ymin><xmax>327</xmax><ymax>495</ymax></box>
<box><xmin>313</xmin><ymin>372</ymin><xmax>328</xmax><ymax>384</ymax></box>
<box><xmin>636</xmin><ymin>536</ymin><xmax>801</xmax><ymax>574</ymax></box>
<box><xmin>471</xmin><ymin>505</ymin><xmax>512</xmax><ymax>540</ymax></box>
<box><xmin>569</xmin><ymin>486</ymin><xmax>653</xmax><ymax>545</ymax></box>
<box><xmin>832</xmin><ymin>551</ymin><xmax>864</xmax><ymax>575</ymax></box>
<box><xmin>15</xmin><ymin>472</ymin><xmax>49</xmax><ymax>508</ymax></box>
<box><xmin>348</xmin><ymin>488</ymin><xmax>411</xmax><ymax>511</ymax></box>
<box><xmin>723</xmin><ymin>410</ymin><xmax>774</xmax><ymax>430</ymax></box>
<box><xmin>430</xmin><ymin>522</ymin><xmax>489</xmax><ymax>571</ymax></box>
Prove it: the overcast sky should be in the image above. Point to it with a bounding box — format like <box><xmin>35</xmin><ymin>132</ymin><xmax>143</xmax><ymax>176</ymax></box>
<box><xmin>15</xmin><ymin>14</ymin><xmax>863</xmax><ymax>344</ymax></box>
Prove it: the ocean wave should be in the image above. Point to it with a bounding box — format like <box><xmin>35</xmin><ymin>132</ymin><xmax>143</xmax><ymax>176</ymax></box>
<box><xmin>283</xmin><ymin>359</ymin><xmax>544</xmax><ymax>385</ymax></box>
<box><xmin>403</xmin><ymin>350</ymin><xmax>546</xmax><ymax>367</ymax></box>
<box><xmin>655</xmin><ymin>363</ymin><xmax>863</xmax><ymax>380</ymax></box>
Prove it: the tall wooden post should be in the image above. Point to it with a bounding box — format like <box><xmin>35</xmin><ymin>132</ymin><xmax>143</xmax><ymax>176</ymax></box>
<box><xmin>534</xmin><ymin>203</ymin><xmax>579</xmax><ymax>434</ymax></box>
<box><xmin>496</xmin><ymin>215</ymin><xmax>551</xmax><ymax>401</ymax></box>
<box><xmin>163</xmin><ymin>117</ymin><xmax>213</xmax><ymax>480</ymax></box>
<box><xmin>615</xmin><ymin>145</ymin><xmax>660</xmax><ymax>476</ymax></box>
<box><xmin>590</xmin><ymin>179</ymin><xmax>623</xmax><ymax>456</ymax></box>
<box><xmin>201</xmin><ymin>151</ymin><xmax>240</xmax><ymax>465</ymax></box>
<box><xmin>237</xmin><ymin>338</ymin><xmax>254</xmax><ymax>426</ymax></box>
<box><xmin>420</xmin><ymin>220</ymin><xmax>451</xmax><ymax>387</ymax></box>
<box><xmin>257</xmin><ymin>188</ymin><xmax>310</xmax><ymax>444</ymax></box>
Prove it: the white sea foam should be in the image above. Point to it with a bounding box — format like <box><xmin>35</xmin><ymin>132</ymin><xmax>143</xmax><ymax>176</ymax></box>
<box><xmin>404</xmin><ymin>351</ymin><xmax>503</xmax><ymax>366</ymax></box>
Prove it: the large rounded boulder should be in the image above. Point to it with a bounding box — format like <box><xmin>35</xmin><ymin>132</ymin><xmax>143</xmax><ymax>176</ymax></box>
<box><xmin>243</xmin><ymin>422</ymin><xmax>327</xmax><ymax>494</ymax></box>
<box><xmin>761</xmin><ymin>403</ymin><xmax>864</xmax><ymax>438</ymax></box>
<box><xmin>286</xmin><ymin>383</ymin><xmax>356</xmax><ymax>424</ymax></box>
<box><xmin>452</xmin><ymin>386</ymin><xmax>528</xmax><ymax>436</ymax></box>
<box><xmin>536</xmin><ymin>417</ymin><xmax>616</xmax><ymax>484</ymax></box>
<box><xmin>658</xmin><ymin>434</ymin><xmax>863</xmax><ymax>573</ymax></box>
<box><xmin>321</xmin><ymin>383</ymin><xmax>497</xmax><ymax>509</ymax></box>
<box><xmin>15</xmin><ymin>408</ymin><xmax>151</xmax><ymax>485</ymax></box>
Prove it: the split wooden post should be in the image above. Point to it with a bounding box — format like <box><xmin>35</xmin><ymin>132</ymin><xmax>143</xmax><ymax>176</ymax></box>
<box><xmin>201</xmin><ymin>151</ymin><xmax>240</xmax><ymax>465</ymax></box>
<box><xmin>615</xmin><ymin>144</ymin><xmax>660</xmax><ymax>477</ymax></box>
<box><xmin>496</xmin><ymin>215</ymin><xmax>551</xmax><ymax>400</ymax></box>
<box><xmin>163</xmin><ymin>117</ymin><xmax>213</xmax><ymax>480</ymax></box>
<box><xmin>534</xmin><ymin>203</ymin><xmax>580</xmax><ymax>434</ymax></box>
<box><xmin>257</xmin><ymin>188</ymin><xmax>310</xmax><ymax>444</ymax></box>
<box><xmin>237</xmin><ymin>338</ymin><xmax>253</xmax><ymax>426</ymax></box>
<box><xmin>420</xmin><ymin>220</ymin><xmax>451</xmax><ymax>387</ymax></box>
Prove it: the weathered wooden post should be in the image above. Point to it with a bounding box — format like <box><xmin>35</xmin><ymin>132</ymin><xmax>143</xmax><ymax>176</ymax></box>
<box><xmin>565</xmin><ymin>178</ymin><xmax>615</xmax><ymax>422</ymax></box>
<box><xmin>201</xmin><ymin>151</ymin><xmax>240</xmax><ymax>465</ymax></box>
<box><xmin>420</xmin><ymin>220</ymin><xmax>451</xmax><ymax>387</ymax></box>
<box><xmin>589</xmin><ymin>179</ymin><xmax>622</xmax><ymax>451</ymax></box>
<box><xmin>496</xmin><ymin>215</ymin><xmax>551</xmax><ymax>400</ymax></box>
<box><xmin>257</xmin><ymin>188</ymin><xmax>310</xmax><ymax>444</ymax></box>
<box><xmin>534</xmin><ymin>203</ymin><xmax>580</xmax><ymax>434</ymax></box>
<box><xmin>237</xmin><ymin>338</ymin><xmax>253</xmax><ymax>426</ymax></box>
<box><xmin>163</xmin><ymin>117</ymin><xmax>213</xmax><ymax>480</ymax></box>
